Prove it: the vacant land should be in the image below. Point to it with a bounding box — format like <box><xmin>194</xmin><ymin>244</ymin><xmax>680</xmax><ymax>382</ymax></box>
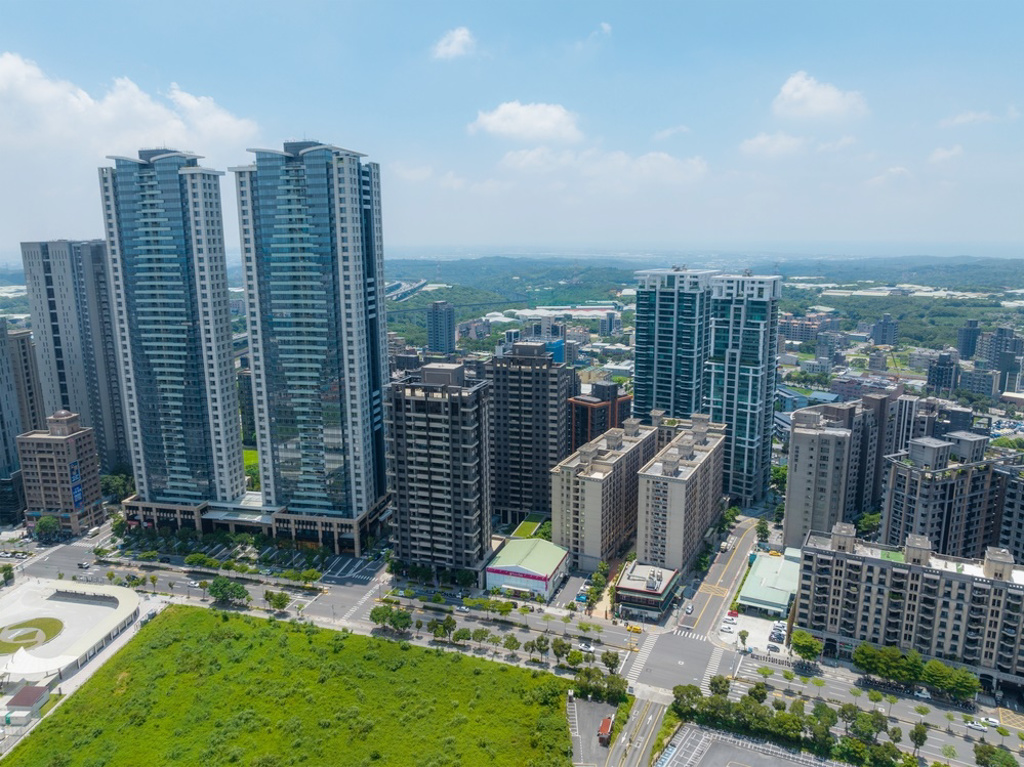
<box><xmin>5</xmin><ymin>606</ymin><xmax>571</xmax><ymax>767</ymax></box>
<box><xmin>243</xmin><ymin>449</ymin><xmax>258</xmax><ymax>470</ymax></box>
<box><xmin>512</xmin><ymin>513</ymin><xmax>546</xmax><ymax>538</ymax></box>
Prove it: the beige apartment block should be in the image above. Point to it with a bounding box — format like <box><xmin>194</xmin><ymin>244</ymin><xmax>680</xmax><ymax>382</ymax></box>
<box><xmin>551</xmin><ymin>419</ymin><xmax>658</xmax><ymax>572</ymax></box>
<box><xmin>637</xmin><ymin>415</ymin><xmax>725</xmax><ymax>570</ymax></box>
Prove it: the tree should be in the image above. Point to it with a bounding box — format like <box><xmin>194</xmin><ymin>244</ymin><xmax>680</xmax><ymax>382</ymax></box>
<box><xmin>810</xmin><ymin>677</ymin><xmax>826</xmax><ymax>697</ymax></box>
<box><xmin>738</xmin><ymin>629</ymin><xmax>749</xmax><ymax>649</ymax></box>
<box><xmin>770</xmin><ymin>465</ymin><xmax>787</xmax><ymax>494</ymax></box>
<box><xmin>888</xmin><ymin>725</ymin><xmax>902</xmax><ymax>746</ymax></box>
<box><xmin>756</xmin><ymin>666</ymin><xmax>774</xmax><ymax>684</ymax></box>
<box><xmin>708</xmin><ymin>675</ymin><xmax>730</xmax><ymax>696</ymax></box>
<box><xmin>265</xmin><ymin>590</ymin><xmax>289</xmax><ymax>611</ymax></box>
<box><xmin>369</xmin><ymin>605</ymin><xmax>392</xmax><ymax>629</ymax></box>
<box><xmin>488</xmin><ymin>632</ymin><xmax>502</xmax><ymax>655</ymax></box>
<box><xmin>909</xmin><ymin>722</ymin><xmax>928</xmax><ymax>755</ymax></box>
<box><xmin>945</xmin><ymin>711</ymin><xmax>957</xmax><ymax>731</ymax></box>
<box><xmin>602</xmin><ymin>650</ymin><xmax>620</xmax><ymax>673</ymax></box>
<box><xmin>868</xmin><ymin>689</ymin><xmax>884</xmax><ymax>705</ymax></box>
<box><xmin>995</xmin><ymin>726</ymin><xmax>1011</xmax><ymax>747</ymax></box>
<box><xmin>452</xmin><ymin>627</ymin><xmax>471</xmax><ymax>645</ymax></box>
<box><xmin>207</xmin><ymin>576</ymin><xmax>248</xmax><ymax>604</ymax></box>
<box><xmin>941</xmin><ymin>744</ymin><xmax>956</xmax><ymax>766</ymax></box>
<box><xmin>106</xmin><ymin>570</ymin><xmax>116</xmax><ymax>583</ymax></box>
<box><xmin>782</xmin><ymin>670</ymin><xmax>795</xmax><ymax>691</ymax></box>
<box><xmin>790</xmin><ymin>630</ymin><xmax>823</xmax><ymax>663</ymax></box>
<box><xmin>540</xmin><ymin>613</ymin><xmax>553</xmax><ymax>632</ymax></box>
<box><xmin>299</xmin><ymin>568</ymin><xmax>321</xmax><ymax>585</ymax></box>
<box><xmin>389</xmin><ymin>608</ymin><xmax>412</xmax><ymax>634</ymax></box>
<box><xmin>472</xmin><ymin>627</ymin><xmax>490</xmax><ymax>649</ymax></box>
<box><xmin>149</xmin><ymin>574</ymin><xmax>158</xmax><ymax>590</ymax></box>
<box><xmin>747</xmin><ymin>682</ymin><xmax>768</xmax><ymax>703</ymax></box>
<box><xmin>884</xmin><ymin>693</ymin><xmax>898</xmax><ymax>715</ymax></box>
<box><xmin>914</xmin><ymin>703</ymin><xmax>930</xmax><ymax>720</ymax></box>
<box><xmin>441</xmin><ymin>615</ymin><xmax>456</xmax><ymax>640</ymax></box>
<box><xmin>839</xmin><ymin>703</ymin><xmax>860</xmax><ymax>733</ymax></box>
<box><xmin>523</xmin><ymin>639</ymin><xmax>537</xmax><ymax>660</ymax></box>
<box><xmin>35</xmin><ymin>516</ymin><xmax>60</xmax><ymax>539</ymax></box>
<box><xmin>551</xmin><ymin>637</ymin><xmax>569</xmax><ymax>663</ymax></box>
<box><xmin>566</xmin><ymin>649</ymin><xmax>584</xmax><ymax>669</ymax></box>
<box><xmin>503</xmin><ymin>634</ymin><xmax>521</xmax><ymax>658</ymax></box>
<box><xmin>850</xmin><ymin>686</ymin><xmax>863</xmax><ymax>706</ymax></box>
<box><xmin>756</xmin><ymin>518</ymin><xmax>770</xmax><ymax>542</ymax></box>
<box><xmin>534</xmin><ymin>634</ymin><xmax>550</xmax><ymax>660</ymax></box>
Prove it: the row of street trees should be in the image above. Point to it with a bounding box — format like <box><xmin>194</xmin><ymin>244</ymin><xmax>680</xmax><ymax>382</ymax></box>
<box><xmin>852</xmin><ymin>644</ymin><xmax>981</xmax><ymax>700</ymax></box>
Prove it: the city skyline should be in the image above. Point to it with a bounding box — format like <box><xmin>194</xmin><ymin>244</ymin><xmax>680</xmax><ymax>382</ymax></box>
<box><xmin>0</xmin><ymin>1</ymin><xmax>1021</xmax><ymax>262</ymax></box>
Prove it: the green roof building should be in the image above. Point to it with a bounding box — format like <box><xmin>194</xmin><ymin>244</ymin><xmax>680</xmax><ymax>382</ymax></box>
<box><xmin>485</xmin><ymin>538</ymin><xmax>569</xmax><ymax>600</ymax></box>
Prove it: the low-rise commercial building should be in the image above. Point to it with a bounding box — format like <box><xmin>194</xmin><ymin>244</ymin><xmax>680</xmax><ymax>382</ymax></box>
<box><xmin>737</xmin><ymin>549</ymin><xmax>801</xmax><ymax>617</ymax></box>
<box><xmin>484</xmin><ymin>538</ymin><xmax>569</xmax><ymax>601</ymax></box>
<box><xmin>614</xmin><ymin>562</ymin><xmax>681</xmax><ymax>622</ymax></box>
<box><xmin>795</xmin><ymin>522</ymin><xmax>1024</xmax><ymax>692</ymax></box>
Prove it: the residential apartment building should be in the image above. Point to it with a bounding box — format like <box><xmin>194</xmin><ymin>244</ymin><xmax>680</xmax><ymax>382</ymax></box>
<box><xmin>871</xmin><ymin>313</ymin><xmax>899</xmax><ymax>346</ymax></box>
<box><xmin>957</xmin><ymin>319</ymin><xmax>981</xmax><ymax>360</ymax></box>
<box><xmin>959</xmin><ymin>366</ymin><xmax>1000</xmax><ymax>399</ymax></box>
<box><xmin>881</xmin><ymin>433</ymin><xmax>1013</xmax><ymax>559</ymax></box>
<box><xmin>426</xmin><ymin>300</ymin><xmax>456</xmax><ymax>355</ymax></box>
<box><xmin>21</xmin><ymin>239</ymin><xmax>128</xmax><ymax>470</ymax></box>
<box><xmin>778</xmin><ymin>311</ymin><xmax>841</xmax><ymax>343</ymax></box>
<box><xmin>569</xmin><ymin>380</ymin><xmax>632</xmax><ymax>450</ymax></box>
<box><xmin>551</xmin><ymin>419</ymin><xmax>658</xmax><ymax>571</ymax></box>
<box><xmin>18</xmin><ymin>410</ymin><xmax>103</xmax><ymax>535</ymax></box>
<box><xmin>0</xmin><ymin>328</ymin><xmax>26</xmax><ymax>523</ymax></box>
<box><xmin>705</xmin><ymin>273</ymin><xmax>781</xmax><ymax>504</ymax></box>
<box><xmin>637</xmin><ymin>415</ymin><xmax>725</xmax><ymax>570</ymax></box>
<box><xmin>795</xmin><ymin>522</ymin><xmax>1024</xmax><ymax>692</ymax></box>
<box><xmin>927</xmin><ymin>353</ymin><xmax>959</xmax><ymax>396</ymax></box>
<box><xmin>5</xmin><ymin>327</ymin><xmax>45</xmax><ymax>435</ymax></box>
<box><xmin>100</xmin><ymin>149</ymin><xmax>245</xmax><ymax>523</ymax></box>
<box><xmin>632</xmin><ymin>267</ymin><xmax>717</xmax><ymax>421</ymax></box>
<box><xmin>489</xmin><ymin>341</ymin><xmax>577</xmax><ymax>524</ymax></box>
<box><xmin>999</xmin><ymin>467</ymin><xmax>1024</xmax><ymax>565</ymax></box>
<box><xmin>233</xmin><ymin>141</ymin><xmax>389</xmax><ymax>553</ymax></box>
<box><xmin>387</xmin><ymin>364</ymin><xmax>491</xmax><ymax>576</ymax></box>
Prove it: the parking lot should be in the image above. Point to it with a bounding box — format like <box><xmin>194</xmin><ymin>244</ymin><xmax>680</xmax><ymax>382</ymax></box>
<box><xmin>717</xmin><ymin>612</ymin><xmax>787</xmax><ymax>654</ymax></box>
<box><xmin>571</xmin><ymin>698</ymin><xmax>618</xmax><ymax>766</ymax></box>
<box><xmin>549</xmin><ymin>573</ymin><xmax>589</xmax><ymax>609</ymax></box>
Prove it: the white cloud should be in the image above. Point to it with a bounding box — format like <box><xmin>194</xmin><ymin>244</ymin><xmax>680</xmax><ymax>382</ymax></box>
<box><xmin>0</xmin><ymin>52</ymin><xmax>259</xmax><ymax>257</ymax></box>
<box><xmin>929</xmin><ymin>145</ymin><xmax>963</xmax><ymax>163</ymax></box>
<box><xmin>816</xmin><ymin>135</ymin><xmax>857</xmax><ymax>152</ymax></box>
<box><xmin>469</xmin><ymin>101</ymin><xmax>583</xmax><ymax>143</ymax></box>
<box><xmin>739</xmin><ymin>132</ymin><xmax>805</xmax><ymax>157</ymax></box>
<box><xmin>438</xmin><ymin>171</ymin><xmax>467</xmax><ymax>190</ymax></box>
<box><xmin>652</xmin><ymin>124</ymin><xmax>690</xmax><ymax>141</ymax></box>
<box><xmin>939</xmin><ymin>110</ymin><xmax>995</xmax><ymax>128</ymax></box>
<box><xmin>866</xmin><ymin>166</ymin><xmax>912</xmax><ymax>186</ymax></box>
<box><xmin>390</xmin><ymin>162</ymin><xmax>433</xmax><ymax>182</ymax></box>
<box><xmin>772</xmin><ymin>71</ymin><xmax>868</xmax><ymax>119</ymax></box>
<box><xmin>432</xmin><ymin>27</ymin><xmax>476</xmax><ymax>60</ymax></box>
<box><xmin>599</xmin><ymin>22</ymin><xmax>612</xmax><ymax>35</ymax></box>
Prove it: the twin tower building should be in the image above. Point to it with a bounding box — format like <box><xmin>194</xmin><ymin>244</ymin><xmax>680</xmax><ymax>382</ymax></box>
<box><xmin>26</xmin><ymin>143</ymin><xmax>389</xmax><ymax>554</ymax></box>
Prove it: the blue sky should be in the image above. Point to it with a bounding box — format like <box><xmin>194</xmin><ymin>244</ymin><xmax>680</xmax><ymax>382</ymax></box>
<box><xmin>0</xmin><ymin>1</ymin><xmax>1021</xmax><ymax>262</ymax></box>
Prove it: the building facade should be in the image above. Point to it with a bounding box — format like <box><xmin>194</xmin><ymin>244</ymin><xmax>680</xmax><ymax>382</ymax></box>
<box><xmin>637</xmin><ymin>415</ymin><xmax>725</xmax><ymax>571</ymax></box>
<box><xmin>100</xmin><ymin>149</ymin><xmax>245</xmax><ymax>513</ymax></box>
<box><xmin>705</xmin><ymin>274</ymin><xmax>781</xmax><ymax>504</ymax></box>
<box><xmin>233</xmin><ymin>141</ymin><xmax>389</xmax><ymax>552</ymax></box>
<box><xmin>21</xmin><ymin>240</ymin><xmax>128</xmax><ymax>470</ymax></box>
<box><xmin>489</xmin><ymin>341</ymin><xmax>577</xmax><ymax>524</ymax></box>
<box><xmin>632</xmin><ymin>268</ymin><xmax>717</xmax><ymax>422</ymax></box>
<box><xmin>18</xmin><ymin>410</ymin><xmax>104</xmax><ymax>535</ymax></box>
<box><xmin>0</xmin><ymin>328</ymin><xmax>26</xmax><ymax>523</ymax></box>
<box><xmin>871</xmin><ymin>313</ymin><xmax>899</xmax><ymax>346</ymax></box>
<box><xmin>795</xmin><ymin>522</ymin><xmax>1024</xmax><ymax>692</ymax></box>
<box><xmin>957</xmin><ymin>319</ymin><xmax>981</xmax><ymax>360</ymax></box>
<box><xmin>569</xmin><ymin>380</ymin><xmax>632</xmax><ymax>450</ymax></box>
<box><xmin>387</xmin><ymin>364</ymin><xmax>491</xmax><ymax>576</ymax></box>
<box><xmin>6</xmin><ymin>328</ymin><xmax>45</xmax><ymax>436</ymax></box>
<box><xmin>551</xmin><ymin>419</ymin><xmax>658</xmax><ymax>571</ymax></box>
<box><xmin>426</xmin><ymin>300</ymin><xmax>456</xmax><ymax>355</ymax></box>
<box><xmin>881</xmin><ymin>433</ymin><xmax>1012</xmax><ymax>559</ymax></box>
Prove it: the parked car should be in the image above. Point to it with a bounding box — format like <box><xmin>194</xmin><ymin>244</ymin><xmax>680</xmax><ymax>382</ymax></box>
<box><xmin>966</xmin><ymin>721</ymin><xmax>988</xmax><ymax>732</ymax></box>
<box><xmin>913</xmin><ymin>689</ymin><xmax>932</xmax><ymax>699</ymax></box>
<box><xmin>77</xmin><ymin>562</ymin><xmax>90</xmax><ymax>569</ymax></box>
<box><xmin>721</xmin><ymin>626</ymin><xmax>734</xmax><ymax>634</ymax></box>
<box><xmin>727</xmin><ymin>610</ymin><xmax>739</xmax><ymax>617</ymax></box>
<box><xmin>980</xmin><ymin>717</ymin><xmax>1000</xmax><ymax>727</ymax></box>
<box><xmin>685</xmin><ymin>604</ymin><xmax>694</xmax><ymax>614</ymax></box>
<box><xmin>768</xmin><ymin>644</ymin><xmax>780</xmax><ymax>652</ymax></box>
<box><xmin>723</xmin><ymin>617</ymin><xmax>737</xmax><ymax>624</ymax></box>
<box><xmin>159</xmin><ymin>556</ymin><xmax>171</xmax><ymax>563</ymax></box>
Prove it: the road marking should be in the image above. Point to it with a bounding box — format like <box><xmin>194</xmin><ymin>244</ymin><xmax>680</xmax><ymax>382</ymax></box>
<box><xmin>699</xmin><ymin>647</ymin><xmax>724</xmax><ymax>695</ymax></box>
<box><xmin>671</xmin><ymin>629</ymin><xmax>707</xmax><ymax>641</ymax></box>
<box><xmin>625</xmin><ymin>634</ymin><xmax>659</xmax><ymax>684</ymax></box>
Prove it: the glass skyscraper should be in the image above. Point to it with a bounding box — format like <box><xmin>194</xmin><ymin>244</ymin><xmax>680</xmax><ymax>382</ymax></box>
<box><xmin>100</xmin><ymin>149</ymin><xmax>244</xmax><ymax>507</ymax></box>
<box><xmin>233</xmin><ymin>141</ymin><xmax>388</xmax><ymax>543</ymax></box>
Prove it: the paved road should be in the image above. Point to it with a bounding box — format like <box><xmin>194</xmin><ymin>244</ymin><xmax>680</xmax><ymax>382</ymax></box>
<box><xmin>605</xmin><ymin>698</ymin><xmax>666</xmax><ymax>767</ymax></box>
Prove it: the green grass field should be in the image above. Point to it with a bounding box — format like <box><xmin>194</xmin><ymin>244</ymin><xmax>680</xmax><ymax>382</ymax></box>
<box><xmin>0</xmin><ymin>617</ymin><xmax>64</xmax><ymax>654</ymax></box>
<box><xmin>511</xmin><ymin>513</ymin><xmax>546</xmax><ymax>538</ymax></box>
<box><xmin>243</xmin><ymin>449</ymin><xmax>259</xmax><ymax>470</ymax></box>
<box><xmin>4</xmin><ymin>607</ymin><xmax>572</xmax><ymax>767</ymax></box>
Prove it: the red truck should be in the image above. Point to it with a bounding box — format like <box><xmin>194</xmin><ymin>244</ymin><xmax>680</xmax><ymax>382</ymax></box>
<box><xmin>598</xmin><ymin>716</ymin><xmax>613</xmax><ymax>746</ymax></box>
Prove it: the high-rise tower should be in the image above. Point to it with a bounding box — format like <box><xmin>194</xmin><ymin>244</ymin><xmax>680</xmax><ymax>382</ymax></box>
<box><xmin>705</xmin><ymin>273</ymin><xmax>781</xmax><ymax>504</ymax></box>
<box><xmin>426</xmin><ymin>300</ymin><xmax>456</xmax><ymax>354</ymax></box>
<box><xmin>21</xmin><ymin>240</ymin><xmax>129</xmax><ymax>471</ymax></box>
<box><xmin>99</xmin><ymin>149</ymin><xmax>245</xmax><ymax>512</ymax></box>
<box><xmin>232</xmin><ymin>141</ymin><xmax>389</xmax><ymax>553</ymax></box>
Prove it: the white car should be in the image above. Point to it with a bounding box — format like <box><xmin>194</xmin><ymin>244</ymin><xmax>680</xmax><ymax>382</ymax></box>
<box><xmin>188</xmin><ymin>581</ymin><xmax>199</xmax><ymax>587</ymax></box>
<box><xmin>723</xmin><ymin>617</ymin><xmax>737</xmax><ymax>624</ymax></box>
<box><xmin>684</xmin><ymin>604</ymin><xmax>694</xmax><ymax>614</ymax></box>
<box><xmin>579</xmin><ymin>642</ymin><xmax>594</xmax><ymax>653</ymax></box>
<box><xmin>980</xmin><ymin>717</ymin><xmax>1000</xmax><ymax>727</ymax></box>
<box><xmin>721</xmin><ymin>626</ymin><xmax>734</xmax><ymax>634</ymax></box>
<box><xmin>913</xmin><ymin>689</ymin><xmax>931</xmax><ymax>699</ymax></box>
<box><xmin>455</xmin><ymin>605</ymin><xmax>470</xmax><ymax>613</ymax></box>
<box><xmin>966</xmin><ymin>721</ymin><xmax>988</xmax><ymax>732</ymax></box>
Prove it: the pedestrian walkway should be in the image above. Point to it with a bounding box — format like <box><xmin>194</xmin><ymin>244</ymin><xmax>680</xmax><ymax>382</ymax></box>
<box><xmin>670</xmin><ymin>629</ymin><xmax>706</xmax><ymax>641</ymax></box>
<box><xmin>625</xmin><ymin>633</ymin><xmax>659</xmax><ymax>684</ymax></box>
<box><xmin>342</xmin><ymin>584</ymin><xmax>378</xmax><ymax>620</ymax></box>
<box><xmin>699</xmin><ymin>647</ymin><xmax>724</xmax><ymax>694</ymax></box>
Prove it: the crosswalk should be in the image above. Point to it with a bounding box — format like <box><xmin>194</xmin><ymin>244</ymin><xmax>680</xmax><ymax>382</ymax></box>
<box><xmin>670</xmin><ymin>628</ymin><xmax>706</xmax><ymax>641</ymax></box>
<box><xmin>625</xmin><ymin>633</ymin><xmax>659</xmax><ymax>684</ymax></box>
<box><xmin>699</xmin><ymin>647</ymin><xmax>724</xmax><ymax>694</ymax></box>
<box><xmin>65</xmin><ymin>539</ymin><xmax>97</xmax><ymax>549</ymax></box>
<box><xmin>342</xmin><ymin>583</ymin><xmax>378</xmax><ymax>621</ymax></box>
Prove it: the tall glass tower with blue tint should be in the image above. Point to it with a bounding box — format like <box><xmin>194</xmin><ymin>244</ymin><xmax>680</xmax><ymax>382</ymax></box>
<box><xmin>232</xmin><ymin>141</ymin><xmax>388</xmax><ymax>554</ymax></box>
<box><xmin>99</xmin><ymin>150</ymin><xmax>245</xmax><ymax>511</ymax></box>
